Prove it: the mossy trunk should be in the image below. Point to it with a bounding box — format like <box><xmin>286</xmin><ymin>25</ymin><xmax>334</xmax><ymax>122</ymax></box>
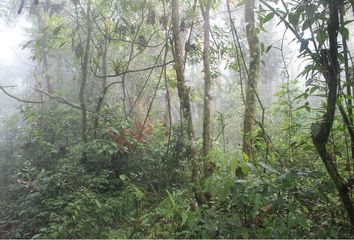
<box><xmin>79</xmin><ymin>0</ymin><xmax>92</xmax><ymax>163</ymax></box>
<box><xmin>311</xmin><ymin>1</ymin><xmax>354</xmax><ymax>226</ymax></box>
<box><xmin>242</xmin><ymin>0</ymin><xmax>260</xmax><ymax>161</ymax></box>
<box><xmin>36</xmin><ymin>5</ymin><xmax>53</xmax><ymax>93</ymax></box>
<box><xmin>201</xmin><ymin>0</ymin><xmax>212</xmax><ymax>160</ymax></box>
<box><xmin>171</xmin><ymin>0</ymin><xmax>207</xmax><ymax>205</ymax></box>
<box><xmin>93</xmin><ymin>39</ymin><xmax>108</xmax><ymax>138</ymax></box>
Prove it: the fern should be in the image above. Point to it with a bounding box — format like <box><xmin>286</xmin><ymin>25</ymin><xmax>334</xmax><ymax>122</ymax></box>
<box><xmin>115</xmin><ymin>182</ymin><xmax>145</xmax><ymax>221</ymax></box>
<box><xmin>125</xmin><ymin>183</ymin><xmax>144</xmax><ymax>201</ymax></box>
<box><xmin>156</xmin><ymin>190</ymin><xmax>186</xmax><ymax>218</ymax></box>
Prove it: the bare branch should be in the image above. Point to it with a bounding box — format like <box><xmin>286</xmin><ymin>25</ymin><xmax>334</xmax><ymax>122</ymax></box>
<box><xmin>96</xmin><ymin>60</ymin><xmax>175</xmax><ymax>79</ymax></box>
<box><xmin>35</xmin><ymin>88</ymin><xmax>83</xmax><ymax>110</ymax></box>
<box><xmin>0</xmin><ymin>86</ymin><xmax>44</xmax><ymax>104</ymax></box>
<box><xmin>17</xmin><ymin>0</ymin><xmax>25</xmax><ymax>14</ymax></box>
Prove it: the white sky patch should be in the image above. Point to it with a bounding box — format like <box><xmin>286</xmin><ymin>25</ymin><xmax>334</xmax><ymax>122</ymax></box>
<box><xmin>0</xmin><ymin>17</ymin><xmax>34</xmax><ymax>89</ymax></box>
<box><xmin>0</xmin><ymin>16</ymin><xmax>35</xmax><ymax>127</ymax></box>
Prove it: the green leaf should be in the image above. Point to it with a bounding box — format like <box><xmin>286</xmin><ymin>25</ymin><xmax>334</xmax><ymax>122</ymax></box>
<box><xmin>343</xmin><ymin>20</ymin><xmax>354</xmax><ymax>26</ymax></box>
<box><xmin>344</xmin><ymin>95</ymin><xmax>353</xmax><ymax>100</ymax></box>
<box><xmin>305</xmin><ymin>105</ymin><xmax>311</xmax><ymax>113</ymax></box>
<box><xmin>316</xmin><ymin>29</ymin><xmax>327</xmax><ymax>45</ymax></box>
<box><xmin>32</xmin><ymin>233</ymin><xmax>43</xmax><ymax>239</ymax></box>
<box><xmin>181</xmin><ymin>212</ymin><xmax>188</xmax><ymax>225</ymax></box>
<box><xmin>52</xmin><ymin>25</ymin><xmax>63</xmax><ymax>36</ymax></box>
<box><xmin>119</xmin><ymin>174</ymin><xmax>127</xmax><ymax>181</ymax></box>
<box><xmin>263</xmin><ymin>12</ymin><xmax>274</xmax><ymax>24</ymax></box>
<box><xmin>309</xmin><ymin>86</ymin><xmax>318</xmax><ymax>94</ymax></box>
<box><xmin>304</xmin><ymin>92</ymin><xmax>309</xmax><ymax>100</ymax></box>
<box><xmin>299</xmin><ymin>39</ymin><xmax>309</xmax><ymax>53</ymax></box>
<box><xmin>302</xmin><ymin>19</ymin><xmax>313</xmax><ymax>31</ymax></box>
<box><xmin>58</xmin><ymin>41</ymin><xmax>68</xmax><ymax>49</ymax></box>
<box><xmin>241</xmin><ymin>227</ymin><xmax>249</xmax><ymax>239</ymax></box>
<box><xmin>265</xmin><ymin>45</ymin><xmax>272</xmax><ymax>53</ymax></box>
<box><xmin>288</xmin><ymin>12</ymin><xmax>300</xmax><ymax>26</ymax></box>
<box><xmin>258</xmin><ymin>162</ymin><xmax>280</xmax><ymax>175</ymax></box>
<box><xmin>306</xmin><ymin>4</ymin><xmax>317</xmax><ymax>18</ymax></box>
<box><xmin>339</xmin><ymin>26</ymin><xmax>349</xmax><ymax>41</ymax></box>
<box><xmin>94</xmin><ymin>199</ymin><xmax>102</xmax><ymax>208</ymax></box>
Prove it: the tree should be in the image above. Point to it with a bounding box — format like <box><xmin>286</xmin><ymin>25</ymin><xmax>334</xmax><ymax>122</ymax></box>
<box><xmin>79</xmin><ymin>0</ymin><xmax>92</xmax><ymax>163</ymax></box>
<box><xmin>310</xmin><ymin>0</ymin><xmax>354</xmax><ymax>226</ymax></box>
<box><xmin>35</xmin><ymin>3</ymin><xmax>53</xmax><ymax>94</ymax></box>
<box><xmin>259</xmin><ymin>0</ymin><xmax>354</xmax><ymax>226</ymax></box>
<box><xmin>242</xmin><ymin>0</ymin><xmax>260</xmax><ymax>161</ymax></box>
<box><xmin>201</xmin><ymin>0</ymin><xmax>212</xmax><ymax>160</ymax></box>
<box><xmin>171</xmin><ymin>0</ymin><xmax>207</xmax><ymax>204</ymax></box>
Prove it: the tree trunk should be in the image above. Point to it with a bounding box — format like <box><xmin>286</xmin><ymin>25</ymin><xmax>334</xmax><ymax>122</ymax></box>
<box><xmin>36</xmin><ymin>5</ymin><xmax>53</xmax><ymax>93</ymax></box>
<box><xmin>339</xmin><ymin>5</ymin><xmax>354</xmax><ymax>172</ymax></box>
<box><xmin>311</xmin><ymin>1</ymin><xmax>354</xmax><ymax>226</ymax></box>
<box><xmin>200</xmin><ymin>0</ymin><xmax>214</xmax><ymax>202</ymax></box>
<box><xmin>201</xmin><ymin>0</ymin><xmax>212</xmax><ymax>160</ymax></box>
<box><xmin>93</xmin><ymin>39</ymin><xmax>108</xmax><ymax>138</ymax></box>
<box><xmin>79</xmin><ymin>0</ymin><xmax>92</xmax><ymax>163</ymax></box>
<box><xmin>171</xmin><ymin>0</ymin><xmax>207</xmax><ymax>205</ymax></box>
<box><xmin>163</xmin><ymin>74</ymin><xmax>172</xmax><ymax>138</ymax></box>
<box><xmin>242</xmin><ymin>0</ymin><xmax>260</xmax><ymax>161</ymax></box>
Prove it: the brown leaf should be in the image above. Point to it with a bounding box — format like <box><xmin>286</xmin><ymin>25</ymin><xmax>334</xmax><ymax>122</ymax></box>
<box><xmin>260</xmin><ymin>203</ymin><xmax>273</xmax><ymax>213</ymax></box>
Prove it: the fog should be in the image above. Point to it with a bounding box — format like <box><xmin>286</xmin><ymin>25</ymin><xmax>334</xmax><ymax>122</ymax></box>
<box><xmin>0</xmin><ymin>17</ymin><xmax>34</xmax><ymax>133</ymax></box>
<box><xmin>0</xmin><ymin>3</ymin><xmax>304</xmax><ymax>147</ymax></box>
<box><xmin>1</xmin><ymin>1</ymin><xmax>354</xmax><ymax>238</ymax></box>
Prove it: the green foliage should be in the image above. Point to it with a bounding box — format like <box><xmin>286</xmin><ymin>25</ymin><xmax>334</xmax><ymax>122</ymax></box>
<box><xmin>126</xmin><ymin>153</ymin><xmax>353</xmax><ymax>238</ymax></box>
<box><xmin>1</xmin><ymin>0</ymin><xmax>354</xmax><ymax>238</ymax></box>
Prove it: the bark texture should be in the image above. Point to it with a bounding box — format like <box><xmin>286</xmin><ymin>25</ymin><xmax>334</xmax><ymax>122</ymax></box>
<box><xmin>201</xmin><ymin>0</ymin><xmax>212</xmax><ymax>160</ymax></box>
<box><xmin>242</xmin><ymin>0</ymin><xmax>260</xmax><ymax>160</ymax></box>
<box><xmin>339</xmin><ymin>5</ymin><xmax>354</xmax><ymax>172</ymax></box>
<box><xmin>36</xmin><ymin>5</ymin><xmax>53</xmax><ymax>93</ymax></box>
<box><xmin>79</xmin><ymin>0</ymin><xmax>92</xmax><ymax>163</ymax></box>
<box><xmin>171</xmin><ymin>0</ymin><xmax>206</xmax><ymax>205</ymax></box>
<box><xmin>93</xmin><ymin>39</ymin><xmax>108</xmax><ymax>138</ymax></box>
<box><xmin>311</xmin><ymin>1</ymin><xmax>354</xmax><ymax>226</ymax></box>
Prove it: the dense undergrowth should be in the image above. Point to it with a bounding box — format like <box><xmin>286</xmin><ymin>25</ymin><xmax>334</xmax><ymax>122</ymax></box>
<box><xmin>1</xmin><ymin>83</ymin><xmax>353</xmax><ymax>238</ymax></box>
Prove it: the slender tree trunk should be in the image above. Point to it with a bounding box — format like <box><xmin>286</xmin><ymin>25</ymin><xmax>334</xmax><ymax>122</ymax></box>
<box><xmin>201</xmin><ymin>0</ymin><xmax>212</xmax><ymax>160</ymax></box>
<box><xmin>339</xmin><ymin>5</ymin><xmax>354</xmax><ymax>172</ymax></box>
<box><xmin>311</xmin><ymin>1</ymin><xmax>354</xmax><ymax>226</ymax></box>
<box><xmin>93</xmin><ymin>40</ymin><xmax>108</xmax><ymax>138</ymax></box>
<box><xmin>163</xmin><ymin>78</ymin><xmax>172</xmax><ymax>135</ymax></box>
<box><xmin>171</xmin><ymin>0</ymin><xmax>206</xmax><ymax>205</ymax></box>
<box><xmin>80</xmin><ymin>0</ymin><xmax>92</xmax><ymax>163</ymax></box>
<box><xmin>36</xmin><ymin>5</ymin><xmax>52</xmax><ymax>93</ymax></box>
<box><xmin>200</xmin><ymin>0</ymin><xmax>214</xmax><ymax>202</ymax></box>
<box><xmin>242</xmin><ymin>0</ymin><xmax>260</xmax><ymax>160</ymax></box>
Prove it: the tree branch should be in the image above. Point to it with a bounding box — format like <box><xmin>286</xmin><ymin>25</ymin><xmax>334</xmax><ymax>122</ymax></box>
<box><xmin>35</xmin><ymin>88</ymin><xmax>83</xmax><ymax>110</ymax></box>
<box><xmin>96</xmin><ymin>60</ymin><xmax>175</xmax><ymax>79</ymax></box>
<box><xmin>17</xmin><ymin>0</ymin><xmax>25</xmax><ymax>14</ymax></box>
<box><xmin>258</xmin><ymin>0</ymin><xmax>313</xmax><ymax>56</ymax></box>
<box><xmin>0</xmin><ymin>86</ymin><xmax>44</xmax><ymax>104</ymax></box>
